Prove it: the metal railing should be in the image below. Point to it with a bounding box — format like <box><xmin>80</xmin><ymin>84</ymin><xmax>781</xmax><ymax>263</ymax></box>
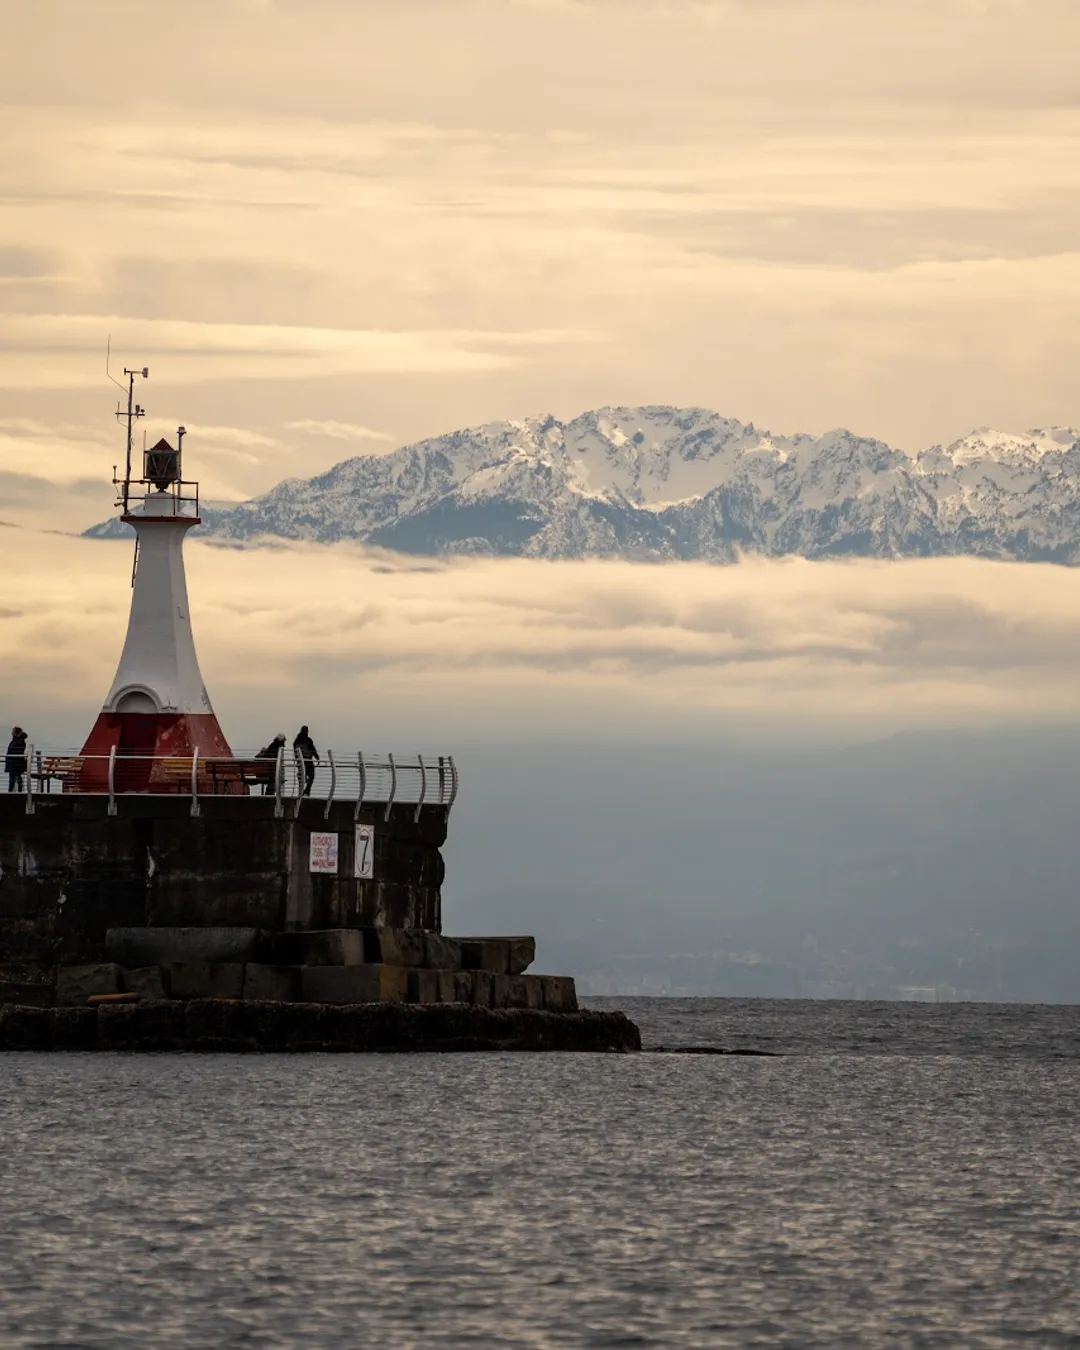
<box><xmin>119</xmin><ymin>479</ymin><xmax>201</xmax><ymax>522</ymax></box>
<box><xmin>16</xmin><ymin>746</ymin><xmax>458</xmax><ymax>820</ymax></box>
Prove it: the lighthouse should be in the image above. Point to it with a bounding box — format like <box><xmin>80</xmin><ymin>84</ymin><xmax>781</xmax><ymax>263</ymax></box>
<box><xmin>80</xmin><ymin>372</ymin><xmax>231</xmax><ymax>784</ymax></box>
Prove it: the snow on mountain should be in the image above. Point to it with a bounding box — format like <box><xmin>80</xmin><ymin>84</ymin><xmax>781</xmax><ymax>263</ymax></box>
<box><xmin>84</xmin><ymin>407</ymin><xmax>1080</xmax><ymax>563</ymax></box>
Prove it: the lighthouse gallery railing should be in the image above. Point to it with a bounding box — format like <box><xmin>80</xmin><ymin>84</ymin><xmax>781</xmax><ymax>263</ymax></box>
<box><xmin>21</xmin><ymin>747</ymin><xmax>458</xmax><ymax>820</ymax></box>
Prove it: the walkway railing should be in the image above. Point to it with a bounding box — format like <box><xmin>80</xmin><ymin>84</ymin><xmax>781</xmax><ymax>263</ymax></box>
<box><xmin>17</xmin><ymin>746</ymin><xmax>458</xmax><ymax>820</ymax></box>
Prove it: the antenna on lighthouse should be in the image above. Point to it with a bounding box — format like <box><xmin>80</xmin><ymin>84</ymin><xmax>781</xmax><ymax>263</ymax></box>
<box><xmin>107</xmin><ymin>349</ymin><xmax>149</xmax><ymax>515</ymax></box>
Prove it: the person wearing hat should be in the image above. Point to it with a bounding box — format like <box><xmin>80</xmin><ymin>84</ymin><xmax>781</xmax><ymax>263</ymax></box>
<box><xmin>5</xmin><ymin>726</ymin><xmax>28</xmax><ymax>793</ymax></box>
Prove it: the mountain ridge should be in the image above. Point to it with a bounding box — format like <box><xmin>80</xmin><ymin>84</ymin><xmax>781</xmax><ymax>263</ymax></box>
<box><xmin>85</xmin><ymin>405</ymin><xmax>1080</xmax><ymax>563</ymax></box>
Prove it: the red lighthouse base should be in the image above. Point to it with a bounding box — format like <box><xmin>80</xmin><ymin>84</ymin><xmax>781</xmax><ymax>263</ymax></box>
<box><xmin>79</xmin><ymin>712</ymin><xmax>233</xmax><ymax>792</ymax></box>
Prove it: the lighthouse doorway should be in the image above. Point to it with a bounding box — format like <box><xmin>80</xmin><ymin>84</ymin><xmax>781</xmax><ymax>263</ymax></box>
<box><xmin>116</xmin><ymin>714</ymin><xmax>159</xmax><ymax>792</ymax></box>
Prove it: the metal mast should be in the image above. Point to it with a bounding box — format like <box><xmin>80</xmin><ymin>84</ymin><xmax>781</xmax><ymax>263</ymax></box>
<box><xmin>115</xmin><ymin>365</ymin><xmax>149</xmax><ymax>515</ymax></box>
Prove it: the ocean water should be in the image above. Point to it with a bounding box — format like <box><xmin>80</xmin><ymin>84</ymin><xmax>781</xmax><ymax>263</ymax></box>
<box><xmin>2</xmin><ymin>998</ymin><xmax>1079</xmax><ymax>1349</ymax></box>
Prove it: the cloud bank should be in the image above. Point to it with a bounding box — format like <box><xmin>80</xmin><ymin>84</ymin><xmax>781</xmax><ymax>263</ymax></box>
<box><xmin>4</xmin><ymin>532</ymin><xmax>1080</xmax><ymax>750</ymax></box>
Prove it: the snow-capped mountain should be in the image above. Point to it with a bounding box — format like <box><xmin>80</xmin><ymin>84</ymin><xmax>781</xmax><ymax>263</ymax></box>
<box><xmin>85</xmin><ymin>407</ymin><xmax>1080</xmax><ymax>562</ymax></box>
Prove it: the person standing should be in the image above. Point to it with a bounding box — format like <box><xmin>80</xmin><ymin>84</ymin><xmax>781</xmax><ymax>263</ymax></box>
<box><xmin>5</xmin><ymin>726</ymin><xmax>28</xmax><ymax>793</ymax></box>
<box><xmin>293</xmin><ymin>725</ymin><xmax>319</xmax><ymax>797</ymax></box>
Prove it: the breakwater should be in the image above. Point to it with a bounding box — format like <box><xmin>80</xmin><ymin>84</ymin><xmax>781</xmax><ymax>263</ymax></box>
<box><xmin>0</xmin><ymin>1000</ymin><xmax>641</xmax><ymax>1053</ymax></box>
<box><xmin>0</xmin><ymin>793</ymin><xmax>642</xmax><ymax>1053</ymax></box>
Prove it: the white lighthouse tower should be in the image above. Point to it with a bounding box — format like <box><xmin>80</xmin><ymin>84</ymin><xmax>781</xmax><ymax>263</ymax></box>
<box><xmin>81</xmin><ymin>369</ymin><xmax>231</xmax><ymax>786</ymax></box>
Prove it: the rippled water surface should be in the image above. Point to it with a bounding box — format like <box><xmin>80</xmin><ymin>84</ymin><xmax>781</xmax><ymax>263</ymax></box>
<box><xmin>2</xmin><ymin>999</ymin><xmax>1080</xmax><ymax>1349</ymax></box>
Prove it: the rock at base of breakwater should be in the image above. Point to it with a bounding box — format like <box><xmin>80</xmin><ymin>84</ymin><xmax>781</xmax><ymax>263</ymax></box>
<box><xmin>649</xmin><ymin>1045</ymin><xmax>782</xmax><ymax>1056</ymax></box>
<box><xmin>0</xmin><ymin>1000</ymin><xmax>641</xmax><ymax>1054</ymax></box>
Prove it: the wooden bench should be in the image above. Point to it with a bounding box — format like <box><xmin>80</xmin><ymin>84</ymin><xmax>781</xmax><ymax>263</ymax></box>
<box><xmin>33</xmin><ymin>756</ymin><xmax>85</xmax><ymax>792</ymax></box>
<box><xmin>207</xmin><ymin>758</ymin><xmax>277</xmax><ymax>794</ymax></box>
<box><xmin>25</xmin><ymin>755</ymin><xmax>278</xmax><ymax>796</ymax></box>
<box><xmin>156</xmin><ymin>758</ymin><xmax>199</xmax><ymax>792</ymax></box>
<box><xmin>156</xmin><ymin>757</ymin><xmax>277</xmax><ymax>795</ymax></box>
<box><xmin>236</xmin><ymin>758</ymin><xmax>277</xmax><ymax>794</ymax></box>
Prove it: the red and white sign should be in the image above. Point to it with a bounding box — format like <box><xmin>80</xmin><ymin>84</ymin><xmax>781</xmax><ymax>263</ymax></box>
<box><xmin>309</xmin><ymin>831</ymin><xmax>339</xmax><ymax>874</ymax></box>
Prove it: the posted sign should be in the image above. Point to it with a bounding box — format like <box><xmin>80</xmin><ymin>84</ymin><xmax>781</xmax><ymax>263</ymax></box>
<box><xmin>309</xmin><ymin>831</ymin><xmax>339</xmax><ymax>874</ymax></box>
<box><xmin>354</xmin><ymin>823</ymin><xmax>374</xmax><ymax>880</ymax></box>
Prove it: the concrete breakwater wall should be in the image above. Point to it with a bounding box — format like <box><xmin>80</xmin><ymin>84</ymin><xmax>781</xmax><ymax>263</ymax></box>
<box><xmin>1</xmin><ymin>924</ymin><xmax>569</xmax><ymax>1007</ymax></box>
<box><xmin>0</xmin><ymin>794</ymin><xmax>446</xmax><ymax>963</ymax></box>
<box><xmin>0</xmin><ymin>1000</ymin><xmax>641</xmax><ymax>1053</ymax></box>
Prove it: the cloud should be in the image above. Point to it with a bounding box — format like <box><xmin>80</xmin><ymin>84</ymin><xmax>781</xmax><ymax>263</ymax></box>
<box><xmin>175</xmin><ymin>423</ymin><xmax>280</xmax><ymax>449</ymax></box>
<box><xmin>0</xmin><ymin>315</ymin><xmax>594</xmax><ymax>391</ymax></box>
<box><xmin>0</xmin><ymin>247</ymin><xmax>63</xmax><ymax>280</ymax></box>
<box><xmin>6</xmin><ymin>529</ymin><xmax>1080</xmax><ymax>751</ymax></box>
<box><xmin>286</xmin><ymin>420</ymin><xmax>394</xmax><ymax>443</ymax></box>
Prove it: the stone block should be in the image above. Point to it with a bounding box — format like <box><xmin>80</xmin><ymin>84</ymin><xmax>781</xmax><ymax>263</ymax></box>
<box><xmin>470</xmin><ymin>970</ymin><xmax>494</xmax><ymax>1007</ymax></box>
<box><xmin>406</xmin><ymin>968</ymin><xmax>440</xmax><ymax>1004</ymax></box>
<box><xmin>457</xmin><ymin>937</ymin><xmax>534</xmax><ymax>974</ymax></box>
<box><xmin>280</xmin><ymin>930</ymin><xmax>365</xmax><ymax>967</ymax></box>
<box><xmin>125</xmin><ymin>965</ymin><xmax>169</xmax><ymax>1000</ymax></box>
<box><xmin>300</xmin><ymin>964</ymin><xmax>407</xmax><ymax>1004</ymax></box>
<box><xmin>376</xmin><ymin>965</ymin><xmax>412</xmax><ymax>1003</ymax></box>
<box><xmin>511</xmin><ymin>974</ymin><xmax>545</xmax><ymax>1010</ymax></box>
<box><xmin>107</xmin><ymin>927</ymin><xmax>263</xmax><ymax>967</ymax></box>
<box><xmin>0</xmin><ymin>979</ymin><xmax>53</xmax><ymax>1008</ymax></box>
<box><xmin>422</xmin><ymin>934</ymin><xmax>462</xmax><ymax>971</ymax></box>
<box><xmin>362</xmin><ymin>927</ymin><xmax>426</xmax><ymax>968</ymax></box>
<box><xmin>463</xmin><ymin>938</ymin><xmax>509</xmax><ymax>973</ymax></box>
<box><xmin>540</xmin><ymin>975</ymin><xmax>579</xmax><ymax>1013</ymax></box>
<box><xmin>458</xmin><ymin>938</ymin><xmax>509</xmax><ymax>974</ymax></box>
<box><xmin>505</xmin><ymin>938</ymin><xmax>537</xmax><ymax>976</ymax></box>
<box><xmin>489</xmin><ymin>973</ymin><xmax>513</xmax><ymax>1008</ymax></box>
<box><xmin>243</xmin><ymin>964</ymin><xmax>300</xmax><ymax>1001</ymax></box>
<box><xmin>0</xmin><ymin>918</ymin><xmax>57</xmax><ymax>964</ymax></box>
<box><xmin>374</xmin><ymin>965</ymin><xmax>411</xmax><ymax>1004</ymax></box>
<box><xmin>167</xmin><ymin>962</ymin><xmax>245</xmax><ymax>1001</ymax></box>
<box><xmin>437</xmin><ymin>970</ymin><xmax>474</xmax><ymax>1004</ymax></box>
<box><xmin>0</xmin><ymin>963</ymin><xmax>55</xmax><ymax>1007</ymax></box>
<box><xmin>55</xmin><ymin>963</ymin><xmax>124</xmax><ymax>1006</ymax></box>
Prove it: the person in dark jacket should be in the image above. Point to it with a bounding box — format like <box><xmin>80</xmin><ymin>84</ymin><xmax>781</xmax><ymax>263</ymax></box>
<box><xmin>254</xmin><ymin>733</ymin><xmax>286</xmax><ymax>795</ymax></box>
<box><xmin>5</xmin><ymin>726</ymin><xmax>28</xmax><ymax>793</ymax></box>
<box><xmin>293</xmin><ymin>725</ymin><xmax>319</xmax><ymax>797</ymax></box>
<box><xmin>257</xmin><ymin>733</ymin><xmax>286</xmax><ymax>760</ymax></box>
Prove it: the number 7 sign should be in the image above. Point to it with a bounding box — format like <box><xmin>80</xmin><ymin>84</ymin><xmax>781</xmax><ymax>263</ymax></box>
<box><xmin>354</xmin><ymin>823</ymin><xmax>374</xmax><ymax>879</ymax></box>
